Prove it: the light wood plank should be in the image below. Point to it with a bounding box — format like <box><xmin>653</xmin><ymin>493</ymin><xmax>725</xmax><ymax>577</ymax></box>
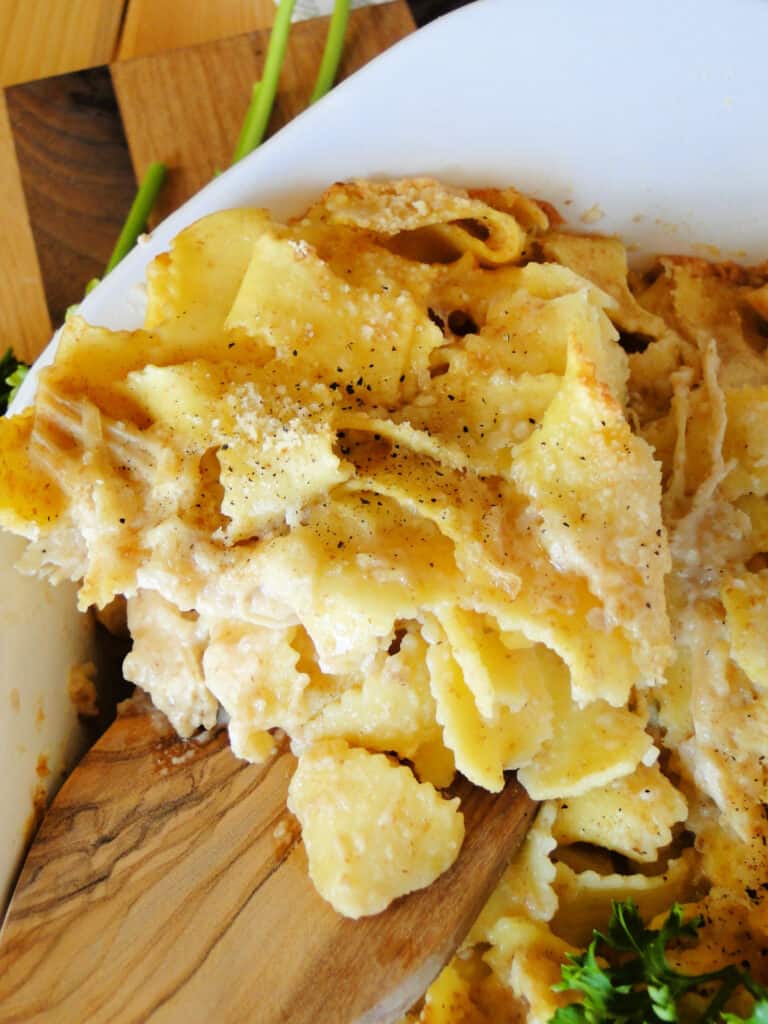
<box><xmin>112</xmin><ymin>2</ymin><xmax>415</xmax><ymax>220</ymax></box>
<box><xmin>113</xmin><ymin>34</ymin><xmax>258</xmax><ymax>221</ymax></box>
<box><xmin>117</xmin><ymin>0</ymin><xmax>279</xmax><ymax>60</ymax></box>
<box><xmin>0</xmin><ymin>701</ymin><xmax>535</xmax><ymax>1023</ymax></box>
<box><xmin>0</xmin><ymin>94</ymin><xmax>51</xmax><ymax>363</ymax></box>
<box><xmin>0</xmin><ymin>0</ymin><xmax>126</xmax><ymax>87</ymax></box>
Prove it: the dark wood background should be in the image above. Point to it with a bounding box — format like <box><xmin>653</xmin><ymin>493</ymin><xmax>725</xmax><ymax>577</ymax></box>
<box><xmin>4</xmin><ymin>0</ymin><xmax>473</xmax><ymax>365</ymax></box>
<box><xmin>410</xmin><ymin>0</ymin><xmax>472</xmax><ymax>25</ymax></box>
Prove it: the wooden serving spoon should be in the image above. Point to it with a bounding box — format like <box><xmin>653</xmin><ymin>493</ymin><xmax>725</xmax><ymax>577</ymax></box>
<box><xmin>0</xmin><ymin>694</ymin><xmax>537</xmax><ymax>1024</ymax></box>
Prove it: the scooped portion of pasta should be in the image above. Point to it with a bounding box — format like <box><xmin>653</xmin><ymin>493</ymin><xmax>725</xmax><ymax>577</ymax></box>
<box><xmin>2</xmin><ymin>178</ymin><xmax>768</xmax><ymax>1019</ymax></box>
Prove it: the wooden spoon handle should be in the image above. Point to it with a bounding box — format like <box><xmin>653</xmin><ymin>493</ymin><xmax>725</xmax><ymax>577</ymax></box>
<box><xmin>0</xmin><ymin>698</ymin><xmax>536</xmax><ymax>1024</ymax></box>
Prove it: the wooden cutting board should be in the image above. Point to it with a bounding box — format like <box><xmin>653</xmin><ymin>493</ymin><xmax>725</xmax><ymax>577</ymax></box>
<box><xmin>0</xmin><ymin>1</ymin><xmax>414</xmax><ymax>365</ymax></box>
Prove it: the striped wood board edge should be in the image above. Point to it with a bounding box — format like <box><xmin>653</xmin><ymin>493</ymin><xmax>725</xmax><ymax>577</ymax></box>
<box><xmin>0</xmin><ymin>1</ymin><xmax>414</xmax><ymax>364</ymax></box>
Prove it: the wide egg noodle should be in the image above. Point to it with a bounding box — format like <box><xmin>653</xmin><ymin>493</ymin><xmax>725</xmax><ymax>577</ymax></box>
<box><xmin>468</xmin><ymin>802</ymin><xmax>559</xmax><ymax>945</ymax></box>
<box><xmin>287</xmin><ymin>212</ymin><xmax>442</xmax><ymax>306</ymax></box>
<box><xmin>478</xmin><ymin>580</ymin><xmax>642</xmax><ymax>724</ymax></box>
<box><xmin>539</xmin><ymin>231</ymin><xmax>675</xmax><ymax>343</ymax></box>
<box><xmin>688</xmin><ymin>816</ymin><xmax>768</xmax><ymax>937</ymax></box>
<box><xmin>225</xmin><ymin>230</ymin><xmax>444</xmax><ymax>405</ymax></box>
<box><xmin>243</xmin><ymin>490</ymin><xmax>459</xmax><ymax>673</ymax></box>
<box><xmin>431</xmin><ymin>606</ymin><xmax>536</xmax><ymax>718</ymax></box>
<box><xmin>660</xmin><ymin>256</ymin><xmax>768</xmax><ymax>388</ymax></box>
<box><xmin>644</xmin><ymin>381</ymin><xmax>768</xmax><ymax>505</ymax></box>
<box><xmin>50</xmin><ymin>314</ymin><xmax>269</xmax><ymax>424</ymax></box>
<box><xmin>336</xmin><ymin>418</ymin><xmax>644</xmax><ymax>711</ymax></box>
<box><xmin>124</xmin><ymin>589</ymin><xmax>217</xmax><ymax>737</ymax></box>
<box><xmin>678</xmin><ymin>605</ymin><xmax>768</xmax><ymax>841</ymax></box>
<box><xmin>21</xmin><ymin>381</ymin><xmax>202</xmax><ymax>609</ymax></box>
<box><xmin>484</xmin><ymin>917</ymin><xmax>577</xmax><ymax>1024</ymax></box>
<box><xmin>313</xmin><ymin>177</ymin><xmax>529</xmax><ymax>266</ymax></box>
<box><xmin>6</xmin><ymin>178</ymin><xmax>768</xmax><ymax>1017</ymax></box>
<box><xmin>125</xmin><ymin>360</ymin><xmax>353</xmax><ymax>542</ymax></box>
<box><xmin>423</xmin><ymin>618</ymin><xmax>554</xmax><ymax>793</ymax></box>
<box><xmin>398</xmin><ymin>962</ymin><xmax>477</xmax><ymax>1024</ymax></box>
<box><xmin>396</xmin><ymin>369</ymin><xmax>561</xmax><ymax>480</ymax></box>
<box><xmin>0</xmin><ymin>410</ymin><xmax>65</xmax><ymax>537</ymax></box>
<box><xmin>297</xmin><ymin>626</ymin><xmax>451</xmax><ymax>774</ymax></box>
<box><xmin>515</xmin><ymin>671</ymin><xmax>656</xmax><ymax>800</ymax></box>
<box><xmin>721</xmin><ymin>568</ymin><xmax>768</xmax><ymax>689</ymax></box>
<box><xmin>144</xmin><ymin>208</ymin><xmax>273</xmax><ymax>353</ymax></box>
<box><xmin>345</xmin><ymin>441</ymin><xmax>524</xmax><ymax>599</ymax></box>
<box><xmin>201</xmin><ymin>619</ymin><xmax>334</xmax><ymax>760</ymax></box>
<box><xmin>550</xmin><ymin>850</ymin><xmax>697</xmax><ymax>948</ymax></box>
<box><xmin>286</xmin><ymin>738</ymin><xmax>464</xmax><ymax>919</ymax></box>
<box><xmin>468</xmin><ymin>186</ymin><xmax>553</xmax><ymax>235</ymax></box>
<box><xmin>511</xmin><ymin>332</ymin><xmax>672</xmax><ymax>702</ymax></box>
<box><xmin>551</xmin><ymin>762</ymin><xmax>687</xmax><ymax>864</ymax></box>
<box><xmin>216</xmin><ymin>413</ymin><xmax>351</xmax><ymax>542</ymax></box>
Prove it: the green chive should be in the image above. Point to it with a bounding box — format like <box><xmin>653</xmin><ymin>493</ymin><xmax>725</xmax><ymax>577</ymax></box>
<box><xmin>231</xmin><ymin>82</ymin><xmax>262</xmax><ymax>164</ymax></box>
<box><xmin>6</xmin><ymin>363</ymin><xmax>29</xmax><ymax>406</ymax></box>
<box><xmin>232</xmin><ymin>0</ymin><xmax>296</xmax><ymax>162</ymax></box>
<box><xmin>310</xmin><ymin>0</ymin><xmax>351</xmax><ymax>103</ymax></box>
<box><xmin>105</xmin><ymin>161</ymin><xmax>167</xmax><ymax>274</ymax></box>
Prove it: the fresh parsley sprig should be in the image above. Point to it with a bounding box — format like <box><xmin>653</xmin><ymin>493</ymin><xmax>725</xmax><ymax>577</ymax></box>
<box><xmin>551</xmin><ymin>899</ymin><xmax>768</xmax><ymax>1023</ymax></box>
<box><xmin>0</xmin><ymin>348</ymin><xmax>29</xmax><ymax>414</ymax></box>
<box><xmin>723</xmin><ymin>1004</ymin><xmax>768</xmax><ymax>1024</ymax></box>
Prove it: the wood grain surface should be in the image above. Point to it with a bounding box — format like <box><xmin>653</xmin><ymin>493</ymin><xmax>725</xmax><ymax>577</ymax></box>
<box><xmin>5</xmin><ymin>68</ymin><xmax>137</xmax><ymax>328</ymax></box>
<box><xmin>0</xmin><ymin>94</ymin><xmax>51</xmax><ymax>364</ymax></box>
<box><xmin>0</xmin><ymin>0</ymin><xmax>126</xmax><ymax>87</ymax></box>
<box><xmin>116</xmin><ymin>0</ymin><xmax>284</xmax><ymax>60</ymax></box>
<box><xmin>0</xmin><ymin>0</ymin><xmax>465</xmax><ymax>88</ymax></box>
<box><xmin>0</xmin><ymin>698</ymin><xmax>536</xmax><ymax>1023</ymax></box>
<box><xmin>112</xmin><ymin>2</ymin><xmax>416</xmax><ymax>219</ymax></box>
<box><xmin>0</xmin><ymin>1</ymin><xmax>415</xmax><ymax>362</ymax></box>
